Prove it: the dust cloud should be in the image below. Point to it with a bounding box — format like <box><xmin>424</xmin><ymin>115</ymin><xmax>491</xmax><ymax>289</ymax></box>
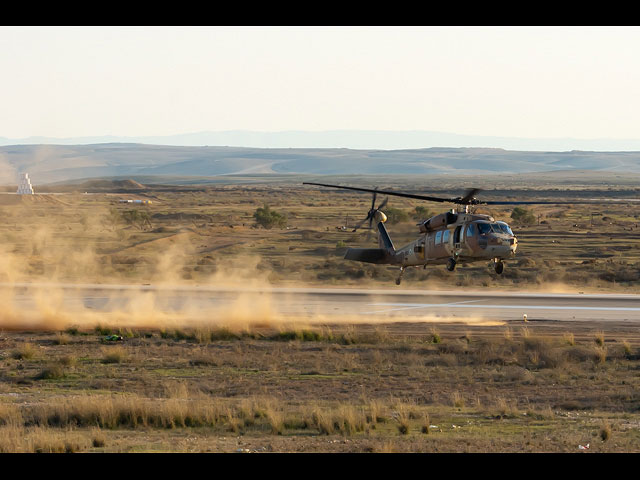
<box><xmin>0</xmin><ymin>198</ymin><xmax>504</xmax><ymax>332</ymax></box>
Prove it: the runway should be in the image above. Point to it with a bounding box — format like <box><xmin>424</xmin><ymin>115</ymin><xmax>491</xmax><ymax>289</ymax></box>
<box><xmin>1</xmin><ymin>282</ymin><xmax>639</xmax><ymax>326</ymax></box>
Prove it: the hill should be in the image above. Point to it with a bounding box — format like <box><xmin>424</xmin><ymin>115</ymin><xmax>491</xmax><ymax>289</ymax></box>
<box><xmin>1</xmin><ymin>143</ymin><xmax>640</xmax><ymax>185</ymax></box>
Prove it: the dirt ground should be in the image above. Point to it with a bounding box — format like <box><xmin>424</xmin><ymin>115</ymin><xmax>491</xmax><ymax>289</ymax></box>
<box><xmin>0</xmin><ymin>176</ymin><xmax>640</xmax><ymax>452</ymax></box>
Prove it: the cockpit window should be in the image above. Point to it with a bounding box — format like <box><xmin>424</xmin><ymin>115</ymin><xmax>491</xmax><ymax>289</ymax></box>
<box><xmin>495</xmin><ymin>222</ymin><xmax>514</xmax><ymax>236</ymax></box>
<box><xmin>477</xmin><ymin>222</ymin><xmax>514</xmax><ymax>235</ymax></box>
<box><xmin>477</xmin><ymin>223</ymin><xmax>492</xmax><ymax>235</ymax></box>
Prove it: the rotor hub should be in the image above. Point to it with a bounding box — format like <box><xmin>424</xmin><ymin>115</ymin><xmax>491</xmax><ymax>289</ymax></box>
<box><xmin>374</xmin><ymin>211</ymin><xmax>387</xmax><ymax>223</ymax></box>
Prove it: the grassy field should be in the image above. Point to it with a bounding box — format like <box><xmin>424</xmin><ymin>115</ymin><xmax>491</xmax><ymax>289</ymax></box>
<box><xmin>1</xmin><ymin>321</ymin><xmax>640</xmax><ymax>452</ymax></box>
<box><xmin>0</xmin><ymin>173</ymin><xmax>639</xmax><ymax>291</ymax></box>
<box><xmin>0</xmin><ymin>174</ymin><xmax>639</xmax><ymax>452</ymax></box>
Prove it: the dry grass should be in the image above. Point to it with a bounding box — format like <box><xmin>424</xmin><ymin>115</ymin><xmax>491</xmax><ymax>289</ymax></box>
<box><xmin>101</xmin><ymin>346</ymin><xmax>129</xmax><ymax>364</ymax></box>
<box><xmin>11</xmin><ymin>342</ymin><xmax>38</xmax><ymax>360</ymax></box>
<box><xmin>563</xmin><ymin>332</ymin><xmax>575</xmax><ymax>346</ymax></box>
<box><xmin>0</xmin><ymin>320</ymin><xmax>639</xmax><ymax>452</ymax></box>
<box><xmin>0</xmin><ymin>426</ymin><xmax>90</xmax><ymax>453</ymax></box>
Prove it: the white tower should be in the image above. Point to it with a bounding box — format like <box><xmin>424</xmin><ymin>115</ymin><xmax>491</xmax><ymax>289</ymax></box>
<box><xmin>17</xmin><ymin>173</ymin><xmax>34</xmax><ymax>194</ymax></box>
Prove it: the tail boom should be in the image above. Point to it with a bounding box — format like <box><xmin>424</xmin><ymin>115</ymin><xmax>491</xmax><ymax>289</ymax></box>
<box><xmin>344</xmin><ymin>221</ymin><xmax>399</xmax><ymax>265</ymax></box>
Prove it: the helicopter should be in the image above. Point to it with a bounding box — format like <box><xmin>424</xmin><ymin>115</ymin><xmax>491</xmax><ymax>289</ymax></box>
<box><xmin>303</xmin><ymin>182</ymin><xmax>631</xmax><ymax>285</ymax></box>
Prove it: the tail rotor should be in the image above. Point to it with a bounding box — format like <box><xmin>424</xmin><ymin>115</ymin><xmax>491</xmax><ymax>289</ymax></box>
<box><xmin>352</xmin><ymin>190</ymin><xmax>389</xmax><ymax>232</ymax></box>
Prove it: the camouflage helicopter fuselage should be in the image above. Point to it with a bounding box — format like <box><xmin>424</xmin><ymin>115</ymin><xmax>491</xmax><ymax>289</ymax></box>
<box><xmin>304</xmin><ymin>180</ymin><xmax>639</xmax><ymax>285</ymax></box>
<box><xmin>345</xmin><ymin>210</ymin><xmax>517</xmax><ymax>283</ymax></box>
<box><xmin>303</xmin><ymin>182</ymin><xmax>521</xmax><ymax>284</ymax></box>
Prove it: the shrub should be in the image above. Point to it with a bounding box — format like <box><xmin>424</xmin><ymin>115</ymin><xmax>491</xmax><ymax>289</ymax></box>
<box><xmin>594</xmin><ymin>347</ymin><xmax>607</xmax><ymax>365</ymax></box>
<box><xmin>59</xmin><ymin>355</ymin><xmax>77</xmax><ymax>367</ymax></box>
<box><xmin>91</xmin><ymin>429</ymin><xmax>106</xmax><ymax>448</ymax></box>
<box><xmin>428</xmin><ymin>328</ymin><xmax>441</xmax><ymax>344</ymax></box>
<box><xmin>311</xmin><ymin>408</ymin><xmax>334</xmax><ymax>435</ymax></box>
<box><xmin>413</xmin><ymin>205</ymin><xmax>432</xmax><ymax>221</ymax></box>
<box><xmin>12</xmin><ymin>343</ymin><xmax>38</xmax><ymax>360</ymax></box>
<box><xmin>121</xmin><ymin>209</ymin><xmax>152</xmax><ymax>231</ymax></box>
<box><xmin>265</xmin><ymin>408</ymin><xmax>284</xmax><ymax>435</ymax></box>
<box><xmin>209</xmin><ymin>327</ymin><xmax>241</xmax><ymax>341</ymax></box>
<box><xmin>600</xmin><ymin>422</ymin><xmax>612</xmax><ymax>442</ymax></box>
<box><xmin>511</xmin><ymin>206</ymin><xmax>536</xmax><ymax>225</ymax></box>
<box><xmin>563</xmin><ymin>332</ymin><xmax>575</xmax><ymax>346</ymax></box>
<box><xmin>421</xmin><ymin>412</ymin><xmax>431</xmax><ymax>434</ymax></box>
<box><xmin>65</xmin><ymin>326</ymin><xmax>80</xmax><ymax>336</ymax></box>
<box><xmin>395</xmin><ymin>406</ymin><xmax>410</xmax><ymax>435</ymax></box>
<box><xmin>102</xmin><ymin>347</ymin><xmax>128</xmax><ymax>364</ymax></box>
<box><xmin>384</xmin><ymin>207</ymin><xmax>409</xmax><ymax>224</ymax></box>
<box><xmin>35</xmin><ymin>365</ymin><xmax>65</xmax><ymax>380</ymax></box>
<box><xmin>253</xmin><ymin>205</ymin><xmax>287</xmax><ymax>229</ymax></box>
<box><xmin>451</xmin><ymin>392</ymin><xmax>465</xmax><ymax>408</ymax></box>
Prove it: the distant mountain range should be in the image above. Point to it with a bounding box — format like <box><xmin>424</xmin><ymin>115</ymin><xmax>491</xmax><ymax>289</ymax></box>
<box><xmin>1</xmin><ymin>142</ymin><xmax>640</xmax><ymax>186</ymax></box>
<box><xmin>3</xmin><ymin>130</ymin><xmax>640</xmax><ymax>152</ymax></box>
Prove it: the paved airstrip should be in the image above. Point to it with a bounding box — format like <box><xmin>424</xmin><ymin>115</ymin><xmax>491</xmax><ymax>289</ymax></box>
<box><xmin>1</xmin><ymin>283</ymin><xmax>639</xmax><ymax>326</ymax></box>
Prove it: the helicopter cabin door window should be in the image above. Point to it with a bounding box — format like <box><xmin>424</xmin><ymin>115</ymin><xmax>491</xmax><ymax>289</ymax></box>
<box><xmin>435</xmin><ymin>231</ymin><xmax>442</xmax><ymax>244</ymax></box>
<box><xmin>453</xmin><ymin>225</ymin><xmax>462</xmax><ymax>247</ymax></box>
<box><xmin>442</xmin><ymin>229</ymin><xmax>450</xmax><ymax>244</ymax></box>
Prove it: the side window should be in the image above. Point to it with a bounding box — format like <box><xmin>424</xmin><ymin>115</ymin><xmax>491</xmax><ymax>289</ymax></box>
<box><xmin>466</xmin><ymin>224</ymin><xmax>474</xmax><ymax>237</ymax></box>
<box><xmin>435</xmin><ymin>231</ymin><xmax>442</xmax><ymax>244</ymax></box>
<box><xmin>443</xmin><ymin>230</ymin><xmax>450</xmax><ymax>243</ymax></box>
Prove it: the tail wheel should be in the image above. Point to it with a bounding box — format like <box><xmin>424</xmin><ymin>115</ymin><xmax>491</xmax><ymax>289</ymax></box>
<box><xmin>495</xmin><ymin>261</ymin><xmax>504</xmax><ymax>274</ymax></box>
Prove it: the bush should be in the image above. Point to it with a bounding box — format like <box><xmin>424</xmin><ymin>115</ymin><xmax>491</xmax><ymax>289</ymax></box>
<box><xmin>511</xmin><ymin>206</ymin><xmax>536</xmax><ymax>225</ymax></box>
<box><xmin>35</xmin><ymin>365</ymin><xmax>65</xmax><ymax>380</ymax></box>
<box><xmin>413</xmin><ymin>205</ymin><xmax>432</xmax><ymax>221</ymax></box>
<box><xmin>384</xmin><ymin>207</ymin><xmax>409</xmax><ymax>225</ymax></box>
<box><xmin>253</xmin><ymin>205</ymin><xmax>287</xmax><ymax>229</ymax></box>
<box><xmin>102</xmin><ymin>347</ymin><xmax>128</xmax><ymax>364</ymax></box>
<box><xmin>12</xmin><ymin>343</ymin><xmax>38</xmax><ymax>360</ymax></box>
<box><xmin>121</xmin><ymin>209</ymin><xmax>152</xmax><ymax>231</ymax></box>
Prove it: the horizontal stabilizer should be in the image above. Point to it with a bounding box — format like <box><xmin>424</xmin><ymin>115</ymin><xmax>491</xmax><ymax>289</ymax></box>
<box><xmin>344</xmin><ymin>248</ymin><xmax>389</xmax><ymax>264</ymax></box>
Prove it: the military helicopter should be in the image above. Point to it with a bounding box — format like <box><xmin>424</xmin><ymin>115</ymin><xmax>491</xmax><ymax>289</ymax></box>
<box><xmin>303</xmin><ymin>182</ymin><xmax>621</xmax><ymax>285</ymax></box>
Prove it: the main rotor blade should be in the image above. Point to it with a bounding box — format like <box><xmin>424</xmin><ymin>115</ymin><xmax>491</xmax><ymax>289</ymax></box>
<box><xmin>304</xmin><ymin>182</ymin><xmax>640</xmax><ymax>206</ymax></box>
<box><xmin>481</xmin><ymin>199</ymin><xmax>640</xmax><ymax>205</ymax></box>
<box><xmin>303</xmin><ymin>182</ymin><xmax>458</xmax><ymax>204</ymax></box>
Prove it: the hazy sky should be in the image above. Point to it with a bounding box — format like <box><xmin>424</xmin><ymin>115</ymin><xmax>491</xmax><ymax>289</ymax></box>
<box><xmin>2</xmin><ymin>26</ymin><xmax>640</xmax><ymax>141</ymax></box>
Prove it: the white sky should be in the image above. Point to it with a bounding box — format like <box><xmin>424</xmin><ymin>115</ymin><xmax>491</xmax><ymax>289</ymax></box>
<box><xmin>2</xmin><ymin>25</ymin><xmax>640</xmax><ymax>140</ymax></box>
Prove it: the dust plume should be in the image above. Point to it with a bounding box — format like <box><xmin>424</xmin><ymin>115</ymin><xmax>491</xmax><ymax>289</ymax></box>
<box><xmin>0</xmin><ymin>198</ymin><xmax>505</xmax><ymax>332</ymax></box>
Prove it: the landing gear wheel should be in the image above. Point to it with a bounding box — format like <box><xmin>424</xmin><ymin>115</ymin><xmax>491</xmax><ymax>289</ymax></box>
<box><xmin>446</xmin><ymin>258</ymin><xmax>457</xmax><ymax>272</ymax></box>
<box><xmin>396</xmin><ymin>267</ymin><xmax>405</xmax><ymax>285</ymax></box>
<box><xmin>494</xmin><ymin>261</ymin><xmax>504</xmax><ymax>274</ymax></box>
